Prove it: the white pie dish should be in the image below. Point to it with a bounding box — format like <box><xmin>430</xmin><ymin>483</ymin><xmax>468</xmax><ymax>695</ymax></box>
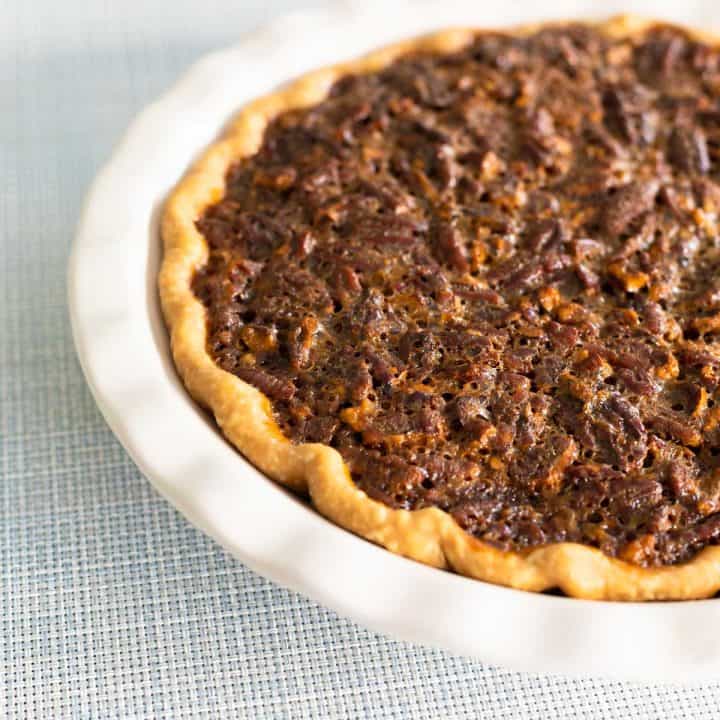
<box><xmin>69</xmin><ymin>0</ymin><xmax>720</xmax><ymax>682</ymax></box>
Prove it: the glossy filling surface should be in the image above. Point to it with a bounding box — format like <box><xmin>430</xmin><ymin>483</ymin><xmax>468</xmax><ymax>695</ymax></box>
<box><xmin>193</xmin><ymin>24</ymin><xmax>720</xmax><ymax>566</ymax></box>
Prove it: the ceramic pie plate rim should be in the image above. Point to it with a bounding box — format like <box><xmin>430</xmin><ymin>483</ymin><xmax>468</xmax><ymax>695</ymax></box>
<box><xmin>68</xmin><ymin>0</ymin><xmax>720</xmax><ymax>683</ymax></box>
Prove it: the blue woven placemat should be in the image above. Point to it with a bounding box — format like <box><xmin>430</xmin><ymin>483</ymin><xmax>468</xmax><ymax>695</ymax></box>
<box><xmin>3</xmin><ymin>1</ymin><xmax>720</xmax><ymax>716</ymax></box>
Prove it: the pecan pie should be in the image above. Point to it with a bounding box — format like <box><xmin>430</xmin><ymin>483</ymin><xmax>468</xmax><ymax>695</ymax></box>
<box><xmin>160</xmin><ymin>16</ymin><xmax>720</xmax><ymax>599</ymax></box>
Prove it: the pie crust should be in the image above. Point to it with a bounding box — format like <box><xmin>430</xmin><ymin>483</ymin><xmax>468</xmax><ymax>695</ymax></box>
<box><xmin>159</xmin><ymin>15</ymin><xmax>720</xmax><ymax>600</ymax></box>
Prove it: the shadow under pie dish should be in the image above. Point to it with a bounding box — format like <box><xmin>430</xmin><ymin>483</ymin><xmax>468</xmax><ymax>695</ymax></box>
<box><xmin>159</xmin><ymin>14</ymin><xmax>720</xmax><ymax>601</ymax></box>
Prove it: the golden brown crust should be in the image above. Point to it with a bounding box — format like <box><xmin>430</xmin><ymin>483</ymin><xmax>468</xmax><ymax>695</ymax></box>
<box><xmin>160</xmin><ymin>15</ymin><xmax>720</xmax><ymax>600</ymax></box>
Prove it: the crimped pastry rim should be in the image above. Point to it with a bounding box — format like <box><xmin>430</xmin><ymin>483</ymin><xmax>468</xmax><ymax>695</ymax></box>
<box><xmin>159</xmin><ymin>14</ymin><xmax>720</xmax><ymax>601</ymax></box>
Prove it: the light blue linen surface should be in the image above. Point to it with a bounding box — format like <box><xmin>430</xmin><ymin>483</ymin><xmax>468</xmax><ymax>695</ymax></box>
<box><xmin>3</xmin><ymin>1</ymin><xmax>720</xmax><ymax>716</ymax></box>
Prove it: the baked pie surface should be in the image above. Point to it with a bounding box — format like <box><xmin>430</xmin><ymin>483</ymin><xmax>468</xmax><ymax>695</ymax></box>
<box><xmin>160</xmin><ymin>16</ymin><xmax>720</xmax><ymax>599</ymax></box>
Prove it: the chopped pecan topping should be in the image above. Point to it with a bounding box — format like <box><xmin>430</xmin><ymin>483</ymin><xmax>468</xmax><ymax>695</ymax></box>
<box><xmin>193</xmin><ymin>23</ymin><xmax>720</xmax><ymax>566</ymax></box>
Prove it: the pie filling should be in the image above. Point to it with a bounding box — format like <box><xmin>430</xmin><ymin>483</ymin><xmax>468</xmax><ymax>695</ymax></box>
<box><xmin>193</xmin><ymin>23</ymin><xmax>720</xmax><ymax>567</ymax></box>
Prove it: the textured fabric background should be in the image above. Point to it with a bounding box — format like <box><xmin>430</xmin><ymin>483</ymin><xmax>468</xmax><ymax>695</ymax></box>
<box><xmin>3</xmin><ymin>1</ymin><xmax>720</xmax><ymax>717</ymax></box>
